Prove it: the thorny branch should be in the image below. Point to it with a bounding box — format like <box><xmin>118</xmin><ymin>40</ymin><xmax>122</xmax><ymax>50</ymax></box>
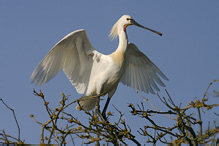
<box><xmin>0</xmin><ymin>99</ymin><xmax>24</xmax><ymax>144</ymax></box>
<box><xmin>1</xmin><ymin>80</ymin><xmax>218</xmax><ymax>145</ymax></box>
<box><xmin>129</xmin><ymin>80</ymin><xmax>218</xmax><ymax>145</ymax></box>
<box><xmin>31</xmin><ymin>89</ymin><xmax>141</xmax><ymax>145</ymax></box>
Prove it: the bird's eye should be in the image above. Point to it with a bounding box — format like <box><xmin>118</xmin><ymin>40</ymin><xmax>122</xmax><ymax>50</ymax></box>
<box><xmin>126</xmin><ymin>18</ymin><xmax>130</xmax><ymax>21</ymax></box>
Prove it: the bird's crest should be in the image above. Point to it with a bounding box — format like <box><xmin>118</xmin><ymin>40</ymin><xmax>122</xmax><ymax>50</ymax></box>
<box><xmin>109</xmin><ymin>15</ymin><xmax>132</xmax><ymax>40</ymax></box>
<box><xmin>109</xmin><ymin>19</ymin><xmax>119</xmax><ymax>40</ymax></box>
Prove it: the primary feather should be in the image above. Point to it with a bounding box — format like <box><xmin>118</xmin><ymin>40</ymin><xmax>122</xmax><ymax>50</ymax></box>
<box><xmin>31</xmin><ymin>29</ymin><xmax>95</xmax><ymax>94</ymax></box>
<box><xmin>121</xmin><ymin>43</ymin><xmax>168</xmax><ymax>94</ymax></box>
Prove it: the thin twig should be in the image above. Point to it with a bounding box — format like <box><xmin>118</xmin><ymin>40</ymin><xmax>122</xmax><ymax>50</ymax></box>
<box><xmin>136</xmin><ymin>91</ymin><xmax>176</xmax><ymax>120</ymax></box>
<box><xmin>0</xmin><ymin>98</ymin><xmax>21</xmax><ymax>142</ymax></box>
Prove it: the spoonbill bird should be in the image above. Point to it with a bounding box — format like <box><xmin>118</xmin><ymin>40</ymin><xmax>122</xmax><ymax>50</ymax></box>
<box><xmin>31</xmin><ymin>15</ymin><xmax>168</xmax><ymax>116</ymax></box>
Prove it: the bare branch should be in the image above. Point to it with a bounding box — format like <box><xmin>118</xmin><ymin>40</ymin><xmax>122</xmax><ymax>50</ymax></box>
<box><xmin>0</xmin><ymin>98</ymin><xmax>21</xmax><ymax>143</ymax></box>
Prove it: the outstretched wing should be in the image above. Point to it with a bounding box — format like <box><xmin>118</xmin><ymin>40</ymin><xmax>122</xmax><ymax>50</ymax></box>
<box><xmin>31</xmin><ymin>29</ymin><xmax>95</xmax><ymax>94</ymax></box>
<box><xmin>120</xmin><ymin>43</ymin><xmax>168</xmax><ymax>94</ymax></box>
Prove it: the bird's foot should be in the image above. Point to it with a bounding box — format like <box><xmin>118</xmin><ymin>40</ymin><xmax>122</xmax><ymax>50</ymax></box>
<box><xmin>95</xmin><ymin>108</ymin><xmax>108</xmax><ymax>123</ymax></box>
<box><xmin>101</xmin><ymin>111</ymin><xmax>109</xmax><ymax>123</ymax></box>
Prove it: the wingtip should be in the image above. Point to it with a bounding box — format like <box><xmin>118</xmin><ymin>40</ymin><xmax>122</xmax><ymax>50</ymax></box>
<box><xmin>164</xmin><ymin>76</ymin><xmax>169</xmax><ymax>81</ymax></box>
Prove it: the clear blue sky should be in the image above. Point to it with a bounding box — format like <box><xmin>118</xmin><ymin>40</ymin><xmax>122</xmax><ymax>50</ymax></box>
<box><xmin>0</xmin><ymin>1</ymin><xmax>218</xmax><ymax>145</ymax></box>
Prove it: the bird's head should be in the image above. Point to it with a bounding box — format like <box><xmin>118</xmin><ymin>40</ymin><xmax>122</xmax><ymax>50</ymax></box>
<box><xmin>109</xmin><ymin>15</ymin><xmax>162</xmax><ymax>40</ymax></box>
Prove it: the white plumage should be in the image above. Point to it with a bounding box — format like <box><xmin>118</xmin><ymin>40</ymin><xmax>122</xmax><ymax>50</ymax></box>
<box><xmin>31</xmin><ymin>15</ymin><xmax>168</xmax><ymax>111</ymax></box>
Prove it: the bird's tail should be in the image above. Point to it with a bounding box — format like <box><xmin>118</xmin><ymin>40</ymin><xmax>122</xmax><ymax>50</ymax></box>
<box><xmin>75</xmin><ymin>96</ymin><xmax>98</xmax><ymax>111</ymax></box>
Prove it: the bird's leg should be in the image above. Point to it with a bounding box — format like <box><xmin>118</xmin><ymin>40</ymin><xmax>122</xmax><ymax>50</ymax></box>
<box><xmin>102</xmin><ymin>96</ymin><xmax>111</xmax><ymax>120</ymax></box>
<box><xmin>95</xmin><ymin>96</ymin><xmax>107</xmax><ymax>122</ymax></box>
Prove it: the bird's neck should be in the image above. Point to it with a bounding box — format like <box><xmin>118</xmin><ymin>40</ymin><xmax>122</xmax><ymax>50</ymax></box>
<box><xmin>111</xmin><ymin>31</ymin><xmax>128</xmax><ymax>65</ymax></box>
<box><xmin>116</xmin><ymin>31</ymin><xmax>128</xmax><ymax>53</ymax></box>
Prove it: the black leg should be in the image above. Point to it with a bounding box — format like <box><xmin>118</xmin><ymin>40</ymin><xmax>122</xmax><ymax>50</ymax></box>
<box><xmin>95</xmin><ymin>96</ymin><xmax>107</xmax><ymax>122</ymax></box>
<box><xmin>101</xmin><ymin>96</ymin><xmax>111</xmax><ymax>119</ymax></box>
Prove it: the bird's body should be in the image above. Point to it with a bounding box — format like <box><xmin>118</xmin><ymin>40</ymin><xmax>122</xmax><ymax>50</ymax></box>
<box><xmin>31</xmin><ymin>15</ymin><xmax>168</xmax><ymax>111</ymax></box>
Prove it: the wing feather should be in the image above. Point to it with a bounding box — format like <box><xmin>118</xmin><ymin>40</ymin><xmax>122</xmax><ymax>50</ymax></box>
<box><xmin>31</xmin><ymin>29</ymin><xmax>95</xmax><ymax>94</ymax></box>
<box><xmin>120</xmin><ymin>43</ymin><xmax>168</xmax><ymax>94</ymax></box>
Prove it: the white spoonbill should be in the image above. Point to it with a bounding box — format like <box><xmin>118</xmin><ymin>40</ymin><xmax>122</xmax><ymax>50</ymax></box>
<box><xmin>31</xmin><ymin>15</ymin><xmax>168</xmax><ymax>115</ymax></box>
